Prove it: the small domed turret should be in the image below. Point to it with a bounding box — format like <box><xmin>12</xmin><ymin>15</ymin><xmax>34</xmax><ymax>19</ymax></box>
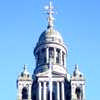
<box><xmin>71</xmin><ymin>64</ymin><xmax>86</xmax><ymax>100</ymax></box>
<box><xmin>73</xmin><ymin>64</ymin><xmax>83</xmax><ymax>77</ymax></box>
<box><xmin>16</xmin><ymin>65</ymin><xmax>32</xmax><ymax>100</ymax></box>
<box><xmin>18</xmin><ymin>65</ymin><xmax>31</xmax><ymax>80</ymax></box>
<box><xmin>71</xmin><ymin>64</ymin><xmax>84</xmax><ymax>81</ymax></box>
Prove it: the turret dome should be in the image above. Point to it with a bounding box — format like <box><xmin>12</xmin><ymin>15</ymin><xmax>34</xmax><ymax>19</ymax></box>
<box><xmin>71</xmin><ymin>64</ymin><xmax>85</xmax><ymax>81</ymax></box>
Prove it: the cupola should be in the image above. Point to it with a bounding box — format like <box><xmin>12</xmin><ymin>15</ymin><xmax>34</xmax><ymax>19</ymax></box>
<box><xmin>34</xmin><ymin>1</ymin><xmax>67</xmax><ymax>75</ymax></box>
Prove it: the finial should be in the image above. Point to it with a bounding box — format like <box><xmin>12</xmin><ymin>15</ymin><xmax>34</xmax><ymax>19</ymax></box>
<box><xmin>45</xmin><ymin>1</ymin><xmax>55</xmax><ymax>29</ymax></box>
<box><xmin>75</xmin><ymin>64</ymin><xmax>79</xmax><ymax>70</ymax></box>
<box><xmin>73</xmin><ymin>64</ymin><xmax>83</xmax><ymax>77</ymax></box>
<box><xmin>23</xmin><ymin>64</ymin><xmax>29</xmax><ymax>75</ymax></box>
<box><xmin>23</xmin><ymin>64</ymin><xmax>27</xmax><ymax>72</ymax></box>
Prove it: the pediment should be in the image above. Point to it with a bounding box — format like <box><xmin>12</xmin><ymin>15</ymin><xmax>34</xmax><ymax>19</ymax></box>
<box><xmin>36</xmin><ymin>70</ymin><xmax>66</xmax><ymax>77</ymax></box>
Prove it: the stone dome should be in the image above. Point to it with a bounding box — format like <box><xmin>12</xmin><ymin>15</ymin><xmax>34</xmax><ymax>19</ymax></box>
<box><xmin>37</xmin><ymin>28</ymin><xmax>64</xmax><ymax>46</ymax></box>
<box><xmin>73</xmin><ymin>64</ymin><xmax>83</xmax><ymax>77</ymax></box>
<box><xmin>20</xmin><ymin>65</ymin><xmax>30</xmax><ymax>78</ymax></box>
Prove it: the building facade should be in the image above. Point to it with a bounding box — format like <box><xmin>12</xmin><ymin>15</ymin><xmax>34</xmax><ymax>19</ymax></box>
<box><xmin>17</xmin><ymin>1</ymin><xmax>86</xmax><ymax>100</ymax></box>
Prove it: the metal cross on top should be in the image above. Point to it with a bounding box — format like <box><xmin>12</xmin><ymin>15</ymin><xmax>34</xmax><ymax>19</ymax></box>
<box><xmin>44</xmin><ymin>0</ymin><xmax>55</xmax><ymax>28</ymax></box>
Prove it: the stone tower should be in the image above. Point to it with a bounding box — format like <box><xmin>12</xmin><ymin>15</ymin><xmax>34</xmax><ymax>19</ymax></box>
<box><xmin>71</xmin><ymin>65</ymin><xmax>86</xmax><ymax>100</ymax></box>
<box><xmin>16</xmin><ymin>1</ymin><xmax>86</xmax><ymax>100</ymax></box>
<box><xmin>17</xmin><ymin>65</ymin><xmax>32</xmax><ymax>100</ymax></box>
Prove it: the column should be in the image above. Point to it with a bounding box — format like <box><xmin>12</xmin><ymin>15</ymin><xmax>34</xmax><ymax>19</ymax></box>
<box><xmin>46</xmin><ymin>47</ymin><xmax>49</xmax><ymax>63</ymax></box>
<box><xmin>57</xmin><ymin>82</ymin><xmax>60</xmax><ymax>100</ymax></box>
<box><xmin>39</xmin><ymin>82</ymin><xmax>42</xmax><ymax>100</ymax></box>
<box><xmin>18</xmin><ymin>86</ymin><xmax>22</xmax><ymax>100</ymax></box>
<box><xmin>64</xmin><ymin>54</ymin><xmax>66</xmax><ymax>68</ymax></box>
<box><xmin>60</xmin><ymin>50</ymin><xmax>62</xmax><ymax>65</ymax></box>
<box><xmin>28</xmin><ymin>85</ymin><xmax>32</xmax><ymax>100</ymax></box>
<box><xmin>43</xmin><ymin>82</ymin><xmax>47</xmax><ymax>100</ymax></box>
<box><xmin>61</xmin><ymin>82</ymin><xmax>65</xmax><ymax>100</ymax></box>
<box><xmin>54</xmin><ymin>48</ymin><xmax>56</xmax><ymax>64</ymax></box>
<box><xmin>83</xmin><ymin>84</ymin><xmax>85</xmax><ymax>100</ymax></box>
<box><xmin>50</xmin><ymin>81</ymin><xmax>52</xmax><ymax>100</ymax></box>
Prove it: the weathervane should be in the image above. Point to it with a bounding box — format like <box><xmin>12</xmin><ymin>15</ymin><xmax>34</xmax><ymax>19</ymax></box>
<box><xmin>44</xmin><ymin>0</ymin><xmax>55</xmax><ymax>29</ymax></box>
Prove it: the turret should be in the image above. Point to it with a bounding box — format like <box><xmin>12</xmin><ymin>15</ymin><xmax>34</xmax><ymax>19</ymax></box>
<box><xmin>71</xmin><ymin>64</ymin><xmax>86</xmax><ymax>100</ymax></box>
<box><xmin>17</xmin><ymin>65</ymin><xmax>32</xmax><ymax>100</ymax></box>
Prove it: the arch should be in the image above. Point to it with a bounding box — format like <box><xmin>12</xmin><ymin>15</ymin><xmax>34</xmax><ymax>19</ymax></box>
<box><xmin>22</xmin><ymin>87</ymin><xmax>28</xmax><ymax>99</ymax></box>
<box><xmin>75</xmin><ymin>87</ymin><xmax>83</xmax><ymax>99</ymax></box>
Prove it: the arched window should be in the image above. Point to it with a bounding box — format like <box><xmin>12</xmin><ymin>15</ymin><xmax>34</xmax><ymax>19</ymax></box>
<box><xmin>22</xmin><ymin>87</ymin><xmax>28</xmax><ymax>99</ymax></box>
<box><xmin>75</xmin><ymin>87</ymin><xmax>83</xmax><ymax>99</ymax></box>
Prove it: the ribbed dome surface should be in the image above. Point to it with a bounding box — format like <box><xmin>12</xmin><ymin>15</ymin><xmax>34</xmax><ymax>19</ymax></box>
<box><xmin>38</xmin><ymin>28</ymin><xmax>64</xmax><ymax>45</ymax></box>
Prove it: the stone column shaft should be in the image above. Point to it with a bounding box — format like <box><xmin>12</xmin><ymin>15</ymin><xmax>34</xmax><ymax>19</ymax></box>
<box><xmin>46</xmin><ymin>47</ymin><xmax>49</xmax><ymax>63</ymax></box>
<box><xmin>57</xmin><ymin>82</ymin><xmax>60</xmax><ymax>100</ymax></box>
<box><xmin>43</xmin><ymin>82</ymin><xmax>47</xmax><ymax>100</ymax></box>
<box><xmin>61</xmin><ymin>82</ymin><xmax>65</xmax><ymax>100</ymax></box>
<box><xmin>28</xmin><ymin>85</ymin><xmax>32</xmax><ymax>99</ymax></box>
<box><xmin>39</xmin><ymin>82</ymin><xmax>42</xmax><ymax>100</ymax></box>
<box><xmin>64</xmin><ymin>54</ymin><xmax>66</xmax><ymax>67</ymax></box>
<box><xmin>60</xmin><ymin>50</ymin><xmax>62</xmax><ymax>65</ymax></box>
<box><xmin>54</xmin><ymin>48</ymin><xmax>56</xmax><ymax>64</ymax></box>
<box><xmin>18</xmin><ymin>86</ymin><xmax>22</xmax><ymax>100</ymax></box>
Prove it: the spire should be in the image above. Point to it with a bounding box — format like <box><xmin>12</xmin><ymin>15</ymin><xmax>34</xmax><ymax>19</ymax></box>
<box><xmin>45</xmin><ymin>1</ymin><xmax>55</xmax><ymax>29</ymax></box>
<box><xmin>73</xmin><ymin>64</ymin><xmax>83</xmax><ymax>77</ymax></box>
<box><xmin>24</xmin><ymin>64</ymin><xmax>27</xmax><ymax>72</ymax></box>
<box><xmin>75</xmin><ymin>64</ymin><xmax>79</xmax><ymax>71</ymax></box>
<box><xmin>23</xmin><ymin>64</ymin><xmax>29</xmax><ymax>75</ymax></box>
<box><xmin>74</xmin><ymin>64</ymin><xmax>80</xmax><ymax>75</ymax></box>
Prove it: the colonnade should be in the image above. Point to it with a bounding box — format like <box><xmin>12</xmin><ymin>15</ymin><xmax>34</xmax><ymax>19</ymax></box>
<box><xmin>46</xmin><ymin>47</ymin><xmax>66</xmax><ymax>66</ymax></box>
<box><xmin>38</xmin><ymin>81</ymin><xmax>65</xmax><ymax>100</ymax></box>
